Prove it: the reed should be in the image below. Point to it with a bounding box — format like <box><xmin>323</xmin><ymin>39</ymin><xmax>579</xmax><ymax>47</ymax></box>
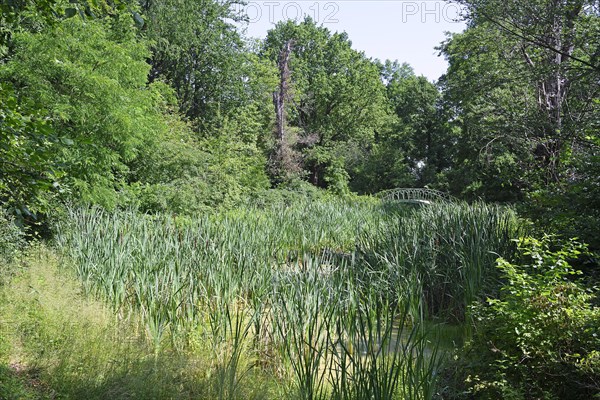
<box><xmin>53</xmin><ymin>198</ymin><xmax>521</xmax><ymax>398</ymax></box>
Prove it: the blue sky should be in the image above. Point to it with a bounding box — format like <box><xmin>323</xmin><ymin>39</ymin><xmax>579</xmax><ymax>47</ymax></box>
<box><xmin>235</xmin><ymin>1</ymin><xmax>466</xmax><ymax>81</ymax></box>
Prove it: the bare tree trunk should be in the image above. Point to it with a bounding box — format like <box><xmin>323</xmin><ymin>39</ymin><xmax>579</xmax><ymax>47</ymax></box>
<box><xmin>273</xmin><ymin>40</ymin><xmax>293</xmax><ymax>142</ymax></box>
<box><xmin>531</xmin><ymin>0</ymin><xmax>582</xmax><ymax>182</ymax></box>
<box><xmin>270</xmin><ymin>40</ymin><xmax>301</xmax><ymax>182</ymax></box>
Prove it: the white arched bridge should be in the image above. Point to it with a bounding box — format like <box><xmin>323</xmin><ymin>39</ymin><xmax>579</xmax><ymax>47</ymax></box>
<box><xmin>376</xmin><ymin>188</ymin><xmax>457</xmax><ymax>204</ymax></box>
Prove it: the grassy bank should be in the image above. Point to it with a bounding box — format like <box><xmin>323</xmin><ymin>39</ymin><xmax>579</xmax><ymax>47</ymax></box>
<box><xmin>0</xmin><ymin>246</ymin><xmax>281</xmax><ymax>399</ymax></box>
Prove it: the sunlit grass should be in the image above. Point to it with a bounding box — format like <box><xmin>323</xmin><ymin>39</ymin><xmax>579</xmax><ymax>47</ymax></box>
<box><xmin>0</xmin><ymin>246</ymin><xmax>278</xmax><ymax>399</ymax></box>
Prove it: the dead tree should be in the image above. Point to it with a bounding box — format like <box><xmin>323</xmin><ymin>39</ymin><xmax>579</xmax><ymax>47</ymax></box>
<box><xmin>270</xmin><ymin>40</ymin><xmax>302</xmax><ymax>182</ymax></box>
<box><xmin>274</xmin><ymin>40</ymin><xmax>293</xmax><ymax>141</ymax></box>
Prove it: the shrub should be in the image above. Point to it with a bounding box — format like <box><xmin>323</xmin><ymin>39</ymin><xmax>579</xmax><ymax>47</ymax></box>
<box><xmin>441</xmin><ymin>236</ymin><xmax>600</xmax><ymax>399</ymax></box>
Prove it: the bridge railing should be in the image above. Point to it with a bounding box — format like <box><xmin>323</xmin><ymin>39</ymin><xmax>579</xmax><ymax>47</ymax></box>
<box><xmin>375</xmin><ymin>188</ymin><xmax>457</xmax><ymax>203</ymax></box>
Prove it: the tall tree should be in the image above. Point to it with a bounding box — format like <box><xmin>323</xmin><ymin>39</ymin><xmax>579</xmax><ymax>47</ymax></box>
<box><xmin>269</xmin><ymin>40</ymin><xmax>302</xmax><ymax>182</ymax></box>
<box><xmin>439</xmin><ymin>25</ymin><xmax>539</xmax><ymax>200</ymax></box>
<box><xmin>262</xmin><ymin>18</ymin><xmax>390</xmax><ymax>191</ymax></box>
<box><xmin>0</xmin><ymin>11</ymin><xmax>175</xmax><ymax>210</ymax></box>
<box><xmin>351</xmin><ymin>61</ymin><xmax>453</xmax><ymax>193</ymax></box>
<box><xmin>440</xmin><ymin>0</ymin><xmax>600</xmax><ymax>245</ymax></box>
<box><xmin>140</xmin><ymin>0</ymin><xmax>249</xmax><ymax>126</ymax></box>
<box><xmin>448</xmin><ymin>0</ymin><xmax>600</xmax><ymax>184</ymax></box>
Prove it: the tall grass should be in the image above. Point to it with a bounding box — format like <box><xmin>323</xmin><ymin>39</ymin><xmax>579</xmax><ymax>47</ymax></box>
<box><xmin>0</xmin><ymin>209</ymin><xmax>24</xmax><ymax>285</ymax></box>
<box><xmin>0</xmin><ymin>247</ymin><xmax>275</xmax><ymax>399</ymax></box>
<box><xmin>360</xmin><ymin>201</ymin><xmax>522</xmax><ymax>322</ymax></box>
<box><xmin>53</xmin><ymin>198</ymin><xmax>522</xmax><ymax>398</ymax></box>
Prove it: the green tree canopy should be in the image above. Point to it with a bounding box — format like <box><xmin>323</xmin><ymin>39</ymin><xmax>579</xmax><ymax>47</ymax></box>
<box><xmin>439</xmin><ymin>0</ymin><xmax>600</xmax><ymax>246</ymax></box>
<box><xmin>141</xmin><ymin>0</ymin><xmax>251</xmax><ymax>126</ymax></box>
<box><xmin>262</xmin><ymin>18</ymin><xmax>390</xmax><ymax>191</ymax></box>
<box><xmin>0</xmin><ymin>11</ymin><xmax>173</xmax><ymax>210</ymax></box>
<box><xmin>351</xmin><ymin>61</ymin><xmax>453</xmax><ymax>193</ymax></box>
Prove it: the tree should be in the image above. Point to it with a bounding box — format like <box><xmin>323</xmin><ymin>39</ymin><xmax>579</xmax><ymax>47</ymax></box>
<box><xmin>0</xmin><ymin>83</ymin><xmax>61</xmax><ymax>220</ymax></box>
<box><xmin>269</xmin><ymin>39</ymin><xmax>303</xmax><ymax>183</ymax></box>
<box><xmin>443</xmin><ymin>0</ymin><xmax>600</xmax><ymax>185</ymax></box>
<box><xmin>129</xmin><ymin>103</ymin><xmax>271</xmax><ymax>213</ymax></box>
<box><xmin>462</xmin><ymin>0</ymin><xmax>600</xmax><ymax>178</ymax></box>
<box><xmin>1</xmin><ymin>0</ymin><xmax>134</xmax><ymax>54</ymax></box>
<box><xmin>439</xmin><ymin>0</ymin><xmax>600</xmax><ymax>246</ymax></box>
<box><xmin>438</xmin><ymin>25</ymin><xmax>539</xmax><ymax>200</ymax></box>
<box><xmin>439</xmin><ymin>0</ymin><xmax>600</xmax><ymax>195</ymax></box>
<box><xmin>140</xmin><ymin>0</ymin><xmax>250</xmax><ymax>126</ymax></box>
<box><xmin>384</xmin><ymin>62</ymin><xmax>453</xmax><ymax>187</ymax></box>
<box><xmin>0</xmin><ymin>11</ymin><xmax>172</xmax><ymax>210</ymax></box>
<box><xmin>351</xmin><ymin>61</ymin><xmax>453</xmax><ymax>194</ymax></box>
<box><xmin>262</xmin><ymin>18</ymin><xmax>390</xmax><ymax>191</ymax></box>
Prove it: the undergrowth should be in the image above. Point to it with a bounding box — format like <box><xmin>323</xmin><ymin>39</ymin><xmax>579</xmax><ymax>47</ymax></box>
<box><xmin>0</xmin><ymin>198</ymin><xmax>524</xmax><ymax>399</ymax></box>
<box><xmin>0</xmin><ymin>246</ymin><xmax>279</xmax><ymax>399</ymax></box>
<box><xmin>439</xmin><ymin>237</ymin><xmax>600</xmax><ymax>399</ymax></box>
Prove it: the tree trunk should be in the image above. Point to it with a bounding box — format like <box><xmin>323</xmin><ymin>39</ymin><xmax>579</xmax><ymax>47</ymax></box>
<box><xmin>531</xmin><ymin>0</ymin><xmax>582</xmax><ymax>182</ymax></box>
<box><xmin>270</xmin><ymin>40</ymin><xmax>301</xmax><ymax>183</ymax></box>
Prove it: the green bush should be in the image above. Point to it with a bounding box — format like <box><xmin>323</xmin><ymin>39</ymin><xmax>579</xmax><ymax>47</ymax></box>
<box><xmin>441</xmin><ymin>236</ymin><xmax>600</xmax><ymax>399</ymax></box>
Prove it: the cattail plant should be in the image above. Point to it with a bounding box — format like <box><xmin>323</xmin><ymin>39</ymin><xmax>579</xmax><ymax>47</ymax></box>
<box><xmin>53</xmin><ymin>197</ymin><xmax>521</xmax><ymax>399</ymax></box>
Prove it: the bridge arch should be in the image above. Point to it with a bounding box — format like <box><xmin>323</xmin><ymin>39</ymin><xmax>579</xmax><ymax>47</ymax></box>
<box><xmin>376</xmin><ymin>188</ymin><xmax>457</xmax><ymax>204</ymax></box>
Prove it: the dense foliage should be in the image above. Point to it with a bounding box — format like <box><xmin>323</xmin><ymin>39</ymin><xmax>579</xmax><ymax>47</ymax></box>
<box><xmin>1</xmin><ymin>0</ymin><xmax>598</xmax><ymax>245</ymax></box>
<box><xmin>2</xmin><ymin>13</ymin><xmax>170</xmax><ymax>208</ymax></box>
<box><xmin>0</xmin><ymin>209</ymin><xmax>24</xmax><ymax>266</ymax></box>
<box><xmin>441</xmin><ymin>237</ymin><xmax>600</xmax><ymax>399</ymax></box>
<box><xmin>439</xmin><ymin>0</ymin><xmax>600</xmax><ymax>245</ymax></box>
